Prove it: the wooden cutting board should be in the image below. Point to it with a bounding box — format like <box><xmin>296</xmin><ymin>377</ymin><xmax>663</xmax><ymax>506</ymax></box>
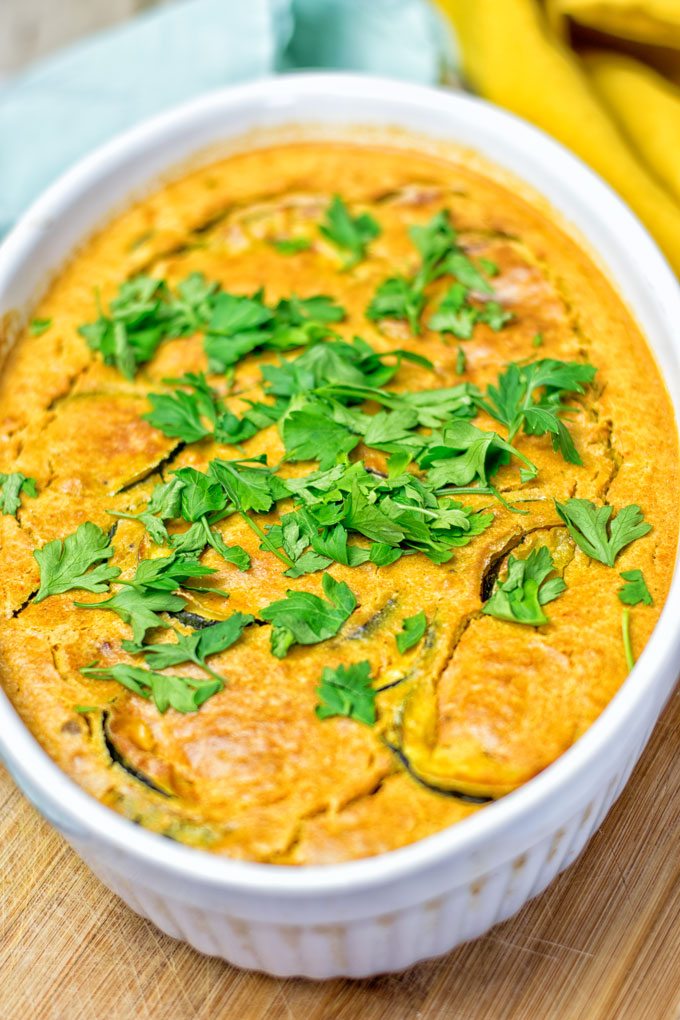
<box><xmin>2</xmin><ymin>688</ymin><xmax>679</xmax><ymax>1020</ymax></box>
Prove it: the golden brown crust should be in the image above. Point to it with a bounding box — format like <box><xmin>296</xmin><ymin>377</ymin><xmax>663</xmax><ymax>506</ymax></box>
<box><xmin>0</xmin><ymin>141</ymin><xmax>677</xmax><ymax>864</ymax></box>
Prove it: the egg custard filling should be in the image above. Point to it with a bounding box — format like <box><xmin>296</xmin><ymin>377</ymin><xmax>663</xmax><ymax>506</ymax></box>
<box><xmin>0</xmin><ymin>140</ymin><xmax>677</xmax><ymax>863</ymax></box>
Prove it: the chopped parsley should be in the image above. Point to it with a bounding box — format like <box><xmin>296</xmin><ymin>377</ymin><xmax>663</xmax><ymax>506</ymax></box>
<box><xmin>456</xmin><ymin>346</ymin><xmax>467</xmax><ymax>374</ymax></box>
<box><xmin>367</xmin><ymin>209</ymin><xmax>504</xmax><ymax>336</ymax></box>
<box><xmin>618</xmin><ymin>569</ymin><xmax>653</xmax><ymax>606</ymax></box>
<box><xmin>621</xmin><ymin>609</ymin><xmax>635</xmax><ymax>672</ymax></box>
<box><xmin>396</xmin><ymin>611</ymin><xmax>427</xmax><ymax>653</ymax></box>
<box><xmin>555</xmin><ymin>499</ymin><xmax>651</xmax><ymax>567</ymax></box>
<box><xmin>428</xmin><ymin>283</ymin><xmax>512</xmax><ymax>340</ymax></box>
<box><xmin>483</xmin><ymin>546</ymin><xmax>566</xmax><ymax>626</ymax></box>
<box><xmin>34</xmin><ymin>522</ymin><xmax>120</xmax><ymax>603</ymax></box>
<box><xmin>53</xmin><ymin>196</ymin><xmax>642</xmax><ymax>721</ymax></box>
<box><xmin>79</xmin><ymin>273</ymin><xmax>218</xmax><ymax>378</ymax></box>
<box><xmin>260</xmin><ymin>572</ymin><xmax>357</xmax><ymax>658</ymax></box>
<box><xmin>29</xmin><ymin>318</ymin><xmax>52</xmax><ymax>336</ymax></box>
<box><xmin>76</xmin><ymin>554</ymin><xmax>214</xmax><ymax>642</ymax></box>
<box><xmin>477</xmin><ymin>359</ymin><xmax>596</xmax><ymax>465</ymax></box>
<box><xmin>319</xmin><ymin>195</ymin><xmax>380</xmax><ymax>268</ymax></box>
<box><xmin>315</xmin><ymin>660</ymin><xmax>376</xmax><ymax>725</ymax></box>
<box><xmin>81</xmin><ymin>662</ymin><xmax>223</xmax><ymax>714</ymax></box>
<box><xmin>204</xmin><ymin>291</ymin><xmax>345</xmax><ymax>373</ymax></box>
<box><xmin>273</xmin><ymin>462</ymin><xmax>494</xmax><ymax>567</ymax></box>
<box><xmin>122</xmin><ymin>612</ymin><xmax>254</xmax><ymax>681</ymax></box>
<box><xmin>0</xmin><ymin>472</ymin><xmax>37</xmax><ymax>517</ymax></box>
<box><xmin>272</xmin><ymin>237</ymin><xmax>312</xmax><ymax>255</ymax></box>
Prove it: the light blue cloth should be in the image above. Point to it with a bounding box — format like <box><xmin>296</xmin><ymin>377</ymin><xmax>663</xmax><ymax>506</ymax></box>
<box><xmin>0</xmin><ymin>0</ymin><xmax>454</xmax><ymax>234</ymax></box>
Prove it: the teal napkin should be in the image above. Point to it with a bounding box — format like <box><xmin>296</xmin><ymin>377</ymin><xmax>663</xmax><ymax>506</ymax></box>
<box><xmin>0</xmin><ymin>0</ymin><xmax>454</xmax><ymax>234</ymax></box>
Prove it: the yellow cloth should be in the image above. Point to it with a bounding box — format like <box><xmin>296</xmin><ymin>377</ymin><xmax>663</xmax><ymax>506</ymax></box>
<box><xmin>585</xmin><ymin>50</ymin><xmax>680</xmax><ymax>205</ymax></box>
<box><xmin>557</xmin><ymin>0</ymin><xmax>680</xmax><ymax>47</ymax></box>
<box><xmin>436</xmin><ymin>0</ymin><xmax>680</xmax><ymax>276</ymax></box>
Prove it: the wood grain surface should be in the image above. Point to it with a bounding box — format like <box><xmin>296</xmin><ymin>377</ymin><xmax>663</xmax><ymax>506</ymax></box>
<box><xmin>2</xmin><ymin>688</ymin><xmax>679</xmax><ymax>1020</ymax></box>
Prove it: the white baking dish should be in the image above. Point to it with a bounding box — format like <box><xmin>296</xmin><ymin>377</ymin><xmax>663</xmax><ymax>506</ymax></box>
<box><xmin>0</xmin><ymin>74</ymin><xmax>679</xmax><ymax>980</ymax></box>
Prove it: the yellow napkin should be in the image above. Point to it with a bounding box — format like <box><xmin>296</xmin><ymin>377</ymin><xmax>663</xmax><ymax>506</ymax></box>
<box><xmin>436</xmin><ymin>0</ymin><xmax>680</xmax><ymax>275</ymax></box>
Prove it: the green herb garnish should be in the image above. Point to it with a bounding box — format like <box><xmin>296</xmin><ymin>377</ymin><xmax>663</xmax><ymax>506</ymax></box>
<box><xmin>260</xmin><ymin>572</ymin><xmax>357</xmax><ymax>658</ymax></box>
<box><xmin>78</xmin><ymin>273</ymin><xmax>218</xmax><ymax>378</ymax></box>
<box><xmin>477</xmin><ymin>359</ymin><xmax>597</xmax><ymax>465</ymax></box>
<box><xmin>483</xmin><ymin>546</ymin><xmax>566</xmax><ymax>626</ymax></box>
<box><xmin>29</xmin><ymin>318</ymin><xmax>52</xmax><ymax>336</ymax></box>
<box><xmin>122</xmin><ymin>612</ymin><xmax>254</xmax><ymax>681</ymax></box>
<box><xmin>396</xmin><ymin>611</ymin><xmax>427</xmax><ymax>653</ymax></box>
<box><xmin>204</xmin><ymin>291</ymin><xmax>345</xmax><ymax>373</ymax></box>
<box><xmin>81</xmin><ymin>662</ymin><xmax>223</xmax><ymax>713</ymax></box>
<box><xmin>0</xmin><ymin>472</ymin><xmax>37</xmax><ymax>517</ymax></box>
<box><xmin>618</xmin><ymin>569</ymin><xmax>653</xmax><ymax>606</ymax></box>
<box><xmin>367</xmin><ymin>210</ymin><xmax>502</xmax><ymax>335</ymax></box>
<box><xmin>34</xmin><ymin>522</ymin><xmax>120</xmax><ymax>603</ymax></box>
<box><xmin>555</xmin><ymin>499</ymin><xmax>651</xmax><ymax>566</ymax></box>
<box><xmin>315</xmin><ymin>660</ymin><xmax>376</xmax><ymax>725</ymax></box>
<box><xmin>319</xmin><ymin>195</ymin><xmax>380</xmax><ymax>268</ymax></box>
<box><xmin>76</xmin><ymin>554</ymin><xmax>214</xmax><ymax>642</ymax></box>
<box><xmin>272</xmin><ymin>238</ymin><xmax>312</xmax><ymax>255</ymax></box>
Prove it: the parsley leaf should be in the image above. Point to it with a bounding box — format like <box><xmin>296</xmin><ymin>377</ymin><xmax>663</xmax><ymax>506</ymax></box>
<box><xmin>120</xmin><ymin>554</ymin><xmax>214</xmax><ymax>592</ymax></box>
<box><xmin>260</xmin><ymin>572</ymin><xmax>357</xmax><ymax>658</ymax></box>
<box><xmin>319</xmin><ymin>195</ymin><xmax>380</xmax><ymax>268</ymax></box>
<box><xmin>123</xmin><ymin>611</ymin><xmax>254</xmax><ymax>680</ymax></box>
<box><xmin>0</xmin><ymin>472</ymin><xmax>37</xmax><ymax>516</ymax></box>
<box><xmin>264</xmin><ymin>514</ymin><xmax>333</xmax><ymax>578</ymax></box>
<box><xmin>77</xmin><ymin>554</ymin><xmax>214</xmax><ymax>642</ymax></box>
<box><xmin>29</xmin><ymin>318</ymin><xmax>52</xmax><ymax>336</ymax></box>
<box><xmin>558</xmin><ymin>499</ymin><xmax>652</xmax><ymax>571</ymax></box>
<box><xmin>284</xmin><ymin>463</ymin><xmax>494</xmax><ymax>566</ymax></box>
<box><xmin>478</xmin><ymin>359</ymin><xmax>596</xmax><ymax>465</ymax></box>
<box><xmin>145</xmin><ymin>372</ymin><xmax>223</xmax><ymax>443</ymax></box>
<box><xmin>209</xmin><ymin>458</ymin><xmax>286</xmax><ymax>514</ymax></box>
<box><xmin>419</xmin><ymin>421</ymin><xmax>536</xmax><ymax>488</ymax></box>
<box><xmin>396</xmin><ymin>611</ymin><xmax>427</xmax><ymax>653</ymax></box>
<box><xmin>428</xmin><ymin>283</ymin><xmax>512</xmax><ymax>340</ymax></box>
<box><xmin>315</xmin><ymin>660</ymin><xmax>376</xmax><ymax>725</ymax></box>
<box><xmin>109</xmin><ymin>477</ymin><xmax>183</xmax><ymax>544</ymax></box>
<box><xmin>78</xmin><ymin>274</ymin><xmax>218</xmax><ymax>378</ymax></box>
<box><xmin>555</xmin><ymin>499</ymin><xmax>652</xmax><ymax>567</ymax></box>
<box><xmin>281</xmin><ymin>397</ymin><xmax>362</xmax><ymax>468</ymax></box>
<box><xmin>203</xmin><ymin>290</ymin><xmax>274</xmax><ymax>370</ymax></box>
<box><xmin>79</xmin><ymin>586</ymin><xmax>186</xmax><ymax>643</ymax></box>
<box><xmin>367</xmin><ymin>276</ymin><xmax>425</xmax><ymax>335</ymax></box>
<box><xmin>367</xmin><ymin>210</ymin><xmax>501</xmax><ymax>335</ymax></box>
<box><xmin>618</xmin><ymin>569</ymin><xmax>653</xmax><ymax>606</ymax></box>
<box><xmin>81</xmin><ymin>662</ymin><xmax>222</xmax><ymax>713</ymax></box>
<box><xmin>483</xmin><ymin>546</ymin><xmax>566</xmax><ymax>626</ymax></box>
<box><xmin>272</xmin><ymin>237</ymin><xmax>312</xmax><ymax>255</ymax></box>
<box><xmin>34</xmin><ymin>522</ymin><xmax>120</xmax><ymax>603</ymax></box>
<box><xmin>173</xmin><ymin>466</ymin><xmax>227</xmax><ymax>522</ymax></box>
<box><xmin>208</xmin><ymin>457</ymin><xmax>293</xmax><ymax>567</ymax></box>
<box><xmin>204</xmin><ymin>290</ymin><xmax>345</xmax><ymax>372</ymax></box>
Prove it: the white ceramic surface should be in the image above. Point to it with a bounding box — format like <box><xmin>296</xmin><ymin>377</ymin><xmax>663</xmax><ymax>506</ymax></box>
<box><xmin>0</xmin><ymin>74</ymin><xmax>679</xmax><ymax>980</ymax></box>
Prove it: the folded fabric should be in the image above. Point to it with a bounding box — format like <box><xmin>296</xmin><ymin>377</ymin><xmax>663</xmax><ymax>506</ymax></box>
<box><xmin>553</xmin><ymin>0</ymin><xmax>680</xmax><ymax>48</ymax></box>
<box><xmin>437</xmin><ymin>0</ymin><xmax>680</xmax><ymax>276</ymax></box>
<box><xmin>0</xmin><ymin>0</ymin><xmax>451</xmax><ymax>234</ymax></box>
<box><xmin>584</xmin><ymin>50</ymin><xmax>680</xmax><ymax>206</ymax></box>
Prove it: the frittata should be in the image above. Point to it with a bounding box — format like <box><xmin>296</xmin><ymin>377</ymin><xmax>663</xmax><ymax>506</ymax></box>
<box><xmin>0</xmin><ymin>139</ymin><xmax>676</xmax><ymax>863</ymax></box>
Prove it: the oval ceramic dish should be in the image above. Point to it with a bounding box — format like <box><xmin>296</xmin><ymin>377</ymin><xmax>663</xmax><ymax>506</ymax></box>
<box><xmin>0</xmin><ymin>74</ymin><xmax>679</xmax><ymax>979</ymax></box>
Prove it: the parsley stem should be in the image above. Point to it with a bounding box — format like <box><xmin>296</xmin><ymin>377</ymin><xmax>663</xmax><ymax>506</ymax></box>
<box><xmin>195</xmin><ymin>658</ymin><xmax>226</xmax><ymax>684</ymax></box>
<box><xmin>622</xmin><ymin>608</ymin><xmax>635</xmax><ymax>672</ymax></box>
<box><xmin>437</xmin><ymin>485</ymin><xmax>530</xmax><ymax>516</ymax></box>
<box><xmin>488</xmin><ymin>484</ymin><xmax>530</xmax><ymax>516</ymax></box>
<box><xmin>237</xmin><ymin>510</ymin><xmax>295</xmax><ymax>569</ymax></box>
